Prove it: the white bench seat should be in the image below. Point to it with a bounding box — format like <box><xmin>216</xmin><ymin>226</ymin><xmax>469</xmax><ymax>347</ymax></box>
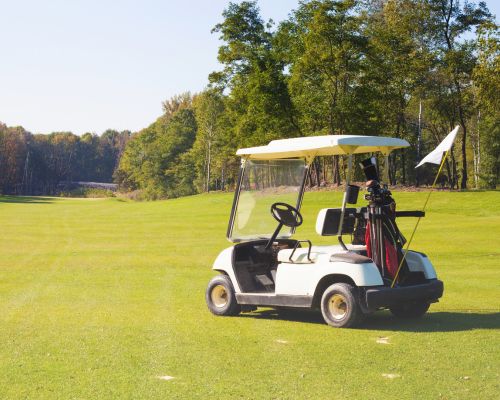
<box><xmin>278</xmin><ymin>244</ymin><xmax>367</xmax><ymax>264</ymax></box>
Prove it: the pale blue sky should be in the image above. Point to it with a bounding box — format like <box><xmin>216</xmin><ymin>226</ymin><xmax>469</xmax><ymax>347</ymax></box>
<box><xmin>0</xmin><ymin>0</ymin><xmax>299</xmax><ymax>134</ymax></box>
<box><xmin>0</xmin><ymin>0</ymin><xmax>497</xmax><ymax>135</ymax></box>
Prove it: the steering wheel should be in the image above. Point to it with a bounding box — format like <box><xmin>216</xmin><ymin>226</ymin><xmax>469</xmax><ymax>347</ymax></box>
<box><xmin>270</xmin><ymin>202</ymin><xmax>303</xmax><ymax>228</ymax></box>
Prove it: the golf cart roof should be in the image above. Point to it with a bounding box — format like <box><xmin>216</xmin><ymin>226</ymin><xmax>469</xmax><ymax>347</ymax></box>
<box><xmin>236</xmin><ymin>135</ymin><xmax>410</xmax><ymax>160</ymax></box>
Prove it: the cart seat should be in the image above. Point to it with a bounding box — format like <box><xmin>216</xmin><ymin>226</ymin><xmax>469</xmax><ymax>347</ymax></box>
<box><xmin>330</xmin><ymin>252</ymin><xmax>372</xmax><ymax>264</ymax></box>
<box><xmin>278</xmin><ymin>244</ymin><xmax>369</xmax><ymax>264</ymax></box>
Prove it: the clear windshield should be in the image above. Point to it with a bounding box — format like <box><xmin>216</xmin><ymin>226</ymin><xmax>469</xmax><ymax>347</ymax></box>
<box><xmin>228</xmin><ymin>159</ymin><xmax>307</xmax><ymax>242</ymax></box>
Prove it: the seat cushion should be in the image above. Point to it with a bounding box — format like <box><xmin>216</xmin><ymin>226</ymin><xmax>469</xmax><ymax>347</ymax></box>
<box><xmin>330</xmin><ymin>252</ymin><xmax>372</xmax><ymax>264</ymax></box>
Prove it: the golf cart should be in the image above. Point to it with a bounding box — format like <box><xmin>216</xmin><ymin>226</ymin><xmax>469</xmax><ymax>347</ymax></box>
<box><xmin>205</xmin><ymin>135</ymin><xmax>444</xmax><ymax>328</ymax></box>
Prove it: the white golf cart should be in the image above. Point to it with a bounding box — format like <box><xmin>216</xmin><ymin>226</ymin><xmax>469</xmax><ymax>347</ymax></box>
<box><xmin>205</xmin><ymin>135</ymin><xmax>444</xmax><ymax>328</ymax></box>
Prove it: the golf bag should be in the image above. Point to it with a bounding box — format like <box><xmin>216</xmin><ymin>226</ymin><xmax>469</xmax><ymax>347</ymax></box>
<box><xmin>364</xmin><ymin>201</ymin><xmax>408</xmax><ymax>279</ymax></box>
<box><xmin>360</xmin><ymin>158</ymin><xmax>409</xmax><ymax>281</ymax></box>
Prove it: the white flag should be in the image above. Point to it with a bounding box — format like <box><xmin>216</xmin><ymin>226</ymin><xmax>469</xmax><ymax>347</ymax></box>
<box><xmin>415</xmin><ymin>125</ymin><xmax>460</xmax><ymax>168</ymax></box>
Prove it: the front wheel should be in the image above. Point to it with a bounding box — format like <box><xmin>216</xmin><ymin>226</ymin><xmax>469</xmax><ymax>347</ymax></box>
<box><xmin>389</xmin><ymin>302</ymin><xmax>430</xmax><ymax>318</ymax></box>
<box><xmin>320</xmin><ymin>283</ymin><xmax>364</xmax><ymax>328</ymax></box>
<box><xmin>206</xmin><ymin>275</ymin><xmax>241</xmax><ymax>316</ymax></box>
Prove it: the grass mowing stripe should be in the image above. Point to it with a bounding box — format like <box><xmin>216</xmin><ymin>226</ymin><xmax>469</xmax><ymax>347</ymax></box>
<box><xmin>0</xmin><ymin>191</ymin><xmax>498</xmax><ymax>399</ymax></box>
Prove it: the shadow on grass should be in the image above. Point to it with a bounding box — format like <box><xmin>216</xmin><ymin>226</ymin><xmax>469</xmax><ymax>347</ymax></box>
<box><xmin>241</xmin><ymin>308</ymin><xmax>325</xmax><ymax>325</ymax></box>
<box><xmin>0</xmin><ymin>196</ymin><xmax>54</xmax><ymax>204</ymax></box>
<box><xmin>241</xmin><ymin>308</ymin><xmax>500</xmax><ymax>332</ymax></box>
<box><xmin>361</xmin><ymin>311</ymin><xmax>500</xmax><ymax>332</ymax></box>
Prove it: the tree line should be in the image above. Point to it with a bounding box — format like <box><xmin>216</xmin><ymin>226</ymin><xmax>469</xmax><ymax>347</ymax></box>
<box><xmin>116</xmin><ymin>0</ymin><xmax>498</xmax><ymax>199</ymax></box>
<box><xmin>0</xmin><ymin>123</ymin><xmax>130</xmax><ymax>195</ymax></box>
<box><xmin>1</xmin><ymin>1</ymin><xmax>498</xmax><ymax>198</ymax></box>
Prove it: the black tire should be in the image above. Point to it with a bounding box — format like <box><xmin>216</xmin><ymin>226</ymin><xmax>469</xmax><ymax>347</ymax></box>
<box><xmin>389</xmin><ymin>302</ymin><xmax>430</xmax><ymax>318</ymax></box>
<box><xmin>206</xmin><ymin>275</ymin><xmax>241</xmax><ymax>316</ymax></box>
<box><xmin>320</xmin><ymin>283</ymin><xmax>364</xmax><ymax>328</ymax></box>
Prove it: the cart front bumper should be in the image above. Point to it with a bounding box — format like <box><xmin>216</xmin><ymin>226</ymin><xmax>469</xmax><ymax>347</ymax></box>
<box><xmin>365</xmin><ymin>279</ymin><xmax>444</xmax><ymax>309</ymax></box>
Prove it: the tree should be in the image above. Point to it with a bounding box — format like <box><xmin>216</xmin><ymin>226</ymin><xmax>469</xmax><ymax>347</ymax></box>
<box><xmin>363</xmin><ymin>0</ymin><xmax>434</xmax><ymax>184</ymax></box>
<box><xmin>193</xmin><ymin>90</ymin><xmax>225</xmax><ymax>192</ymax></box>
<box><xmin>0</xmin><ymin>124</ymin><xmax>29</xmax><ymax>194</ymax></box>
<box><xmin>115</xmin><ymin>96</ymin><xmax>197</xmax><ymax>199</ymax></box>
<box><xmin>0</xmin><ymin>122</ymin><xmax>130</xmax><ymax>195</ymax></box>
<box><xmin>210</xmin><ymin>1</ymin><xmax>298</xmax><ymax>149</ymax></box>
<box><xmin>162</xmin><ymin>92</ymin><xmax>193</xmax><ymax>120</ymax></box>
<box><xmin>426</xmin><ymin>0</ymin><xmax>492</xmax><ymax>188</ymax></box>
<box><xmin>277</xmin><ymin>0</ymin><xmax>369</xmax><ymax>184</ymax></box>
<box><xmin>473</xmin><ymin>21</ymin><xmax>500</xmax><ymax>188</ymax></box>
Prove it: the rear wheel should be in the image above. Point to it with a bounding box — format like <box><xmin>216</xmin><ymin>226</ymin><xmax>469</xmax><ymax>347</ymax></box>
<box><xmin>389</xmin><ymin>302</ymin><xmax>430</xmax><ymax>318</ymax></box>
<box><xmin>320</xmin><ymin>283</ymin><xmax>364</xmax><ymax>328</ymax></box>
<box><xmin>206</xmin><ymin>275</ymin><xmax>241</xmax><ymax>316</ymax></box>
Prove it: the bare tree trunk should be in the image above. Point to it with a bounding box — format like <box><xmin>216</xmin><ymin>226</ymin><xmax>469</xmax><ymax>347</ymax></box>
<box><xmin>322</xmin><ymin>157</ymin><xmax>326</xmax><ymax>184</ymax></box>
<box><xmin>459</xmin><ymin>117</ymin><xmax>468</xmax><ymax>189</ymax></box>
<box><xmin>331</xmin><ymin>156</ymin><xmax>335</xmax><ymax>184</ymax></box>
<box><xmin>314</xmin><ymin>160</ymin><xmax>321</xmax><ymax>187</ymax></box>
<box><xmin>22</xmin><ymin>150</ymin><xmax>30</xmax><ymax>195</ymax></box>
<box><xmin>206</xmin><ymin>140</ymin><xmax>211</xmax><ymax>192</ymax></box>
<box><xmin>401</xmin><ymin>150</ymin><xmax>406</xmax><ymax>185</ymax></box>
<box><xmin>416</xmin><ymin>100</ymin><xmax>422</xmax><ymax>187</ymax></box>
<box><xmin>395</xmin><ymin>113</ymin><xmax>405</xmax><ymax>185</ymax></box>
<box><xmin>450</xmin><ymin>148</ymin><xmax>458</xmax><ymax>189</ymax></box>
<box><xmin>388</xmin><ymin>153</ymin><xmax>397</xmax><ymax>185</ymax></box>
<box><xmin>471</xmin><ymin>110</ymin><xmax>481</xmax><ymax>188</ymax></box>
<box><xmin>444</xmin><ymin>158</ymin><xmax>452</xmax><ymax>188</ymax></box>
<box><xmin>332</xmin><ymin>156</ymin><xmax>341</xmax><ymax>185</ymax></box>
<box><xmin>221</xmin><ymin>164</ymin><xmax>225</xmax><ymax>191</ymax></box>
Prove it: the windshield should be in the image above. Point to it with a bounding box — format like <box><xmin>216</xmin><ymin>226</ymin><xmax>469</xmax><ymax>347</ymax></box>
<box><xmin>227</xmin><ymin>159</ymin><xmax>307</xmax><ymax>242</ymax></box>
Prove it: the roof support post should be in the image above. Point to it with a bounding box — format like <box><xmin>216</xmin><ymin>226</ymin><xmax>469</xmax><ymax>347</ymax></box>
<box><xmin>337</xmin><ymin>154</ymin><xmax>353</xmax><ymax>250</ymax></box>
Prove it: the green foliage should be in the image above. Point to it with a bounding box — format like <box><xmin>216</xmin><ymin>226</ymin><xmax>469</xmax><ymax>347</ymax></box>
<box><xmin>473</xmin><ymin>22</ymin><xmax>500</xmax><ymax>188</ymax></box>
<box><xmin>5</xmin><ymin>1</ymin><xmax>499</xmax><ymax>196</ymax></box>
<box><xmin>191</xmin><ymin>90</ymin><xmax>227</xmax><ymax>192</ymax></box>
<box><xmin>115</xmin><ymin>99</ymin><xmax>197</xmax><ymax>199</ymax></box>
<box><xmin>210</xmin><ymin>1</ymin><xmax>298</xmax><ymax>145</ymax></box>
<box><xmin>423</xmin><ymin>0</ymin><xmax>493</xmax><ymax>188</ymax></box>
<box><xmin>280</xmin><ymin>0</ymin><xmax>368</xmax><ymax>135</ymax></box>
<box><xmin>59</xmin><ymin>187</ymin><xmax>116</xmax><ymax>198</ymax></box>
<box><xmin>0</xmin><ymin>123</ymin><xmax>130</xmax><ymax>195</ymax></box>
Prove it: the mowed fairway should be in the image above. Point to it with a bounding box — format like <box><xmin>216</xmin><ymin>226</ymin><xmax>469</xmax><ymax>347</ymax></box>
<box><xmin>0</xmin><ymin>191</ymin><xmax>499</xmax><ymax>399</ymax></box>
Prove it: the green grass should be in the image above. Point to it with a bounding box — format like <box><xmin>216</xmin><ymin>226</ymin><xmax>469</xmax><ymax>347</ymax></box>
<box><xmin>0</xmin><ymin>191</ymin><xmax>499</xmax><ymax>399</ymax></box>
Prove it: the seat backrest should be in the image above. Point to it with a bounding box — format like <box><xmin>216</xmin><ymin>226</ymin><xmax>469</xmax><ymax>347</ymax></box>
<box><xmin>316</xmin><ymin>208</ymin><xmax>357</xmax><ymax>236</ymax></box>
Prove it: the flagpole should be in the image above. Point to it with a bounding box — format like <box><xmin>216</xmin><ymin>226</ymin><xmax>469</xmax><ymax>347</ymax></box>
<box><xmin>390</xmin><ymin>149</ymin><xmax>450</xmax><ymax>288</ymax></box>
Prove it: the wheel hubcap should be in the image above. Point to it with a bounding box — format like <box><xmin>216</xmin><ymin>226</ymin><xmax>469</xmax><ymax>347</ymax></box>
<box><xmin>328</xmin><ymin>294</ymin><xmax>348</xmax><ymax>320</ymax></box>
<box><xmin>211</xmin><ymin>285</ymin><xmax>228</xmax><ymax>308</ymax></box>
